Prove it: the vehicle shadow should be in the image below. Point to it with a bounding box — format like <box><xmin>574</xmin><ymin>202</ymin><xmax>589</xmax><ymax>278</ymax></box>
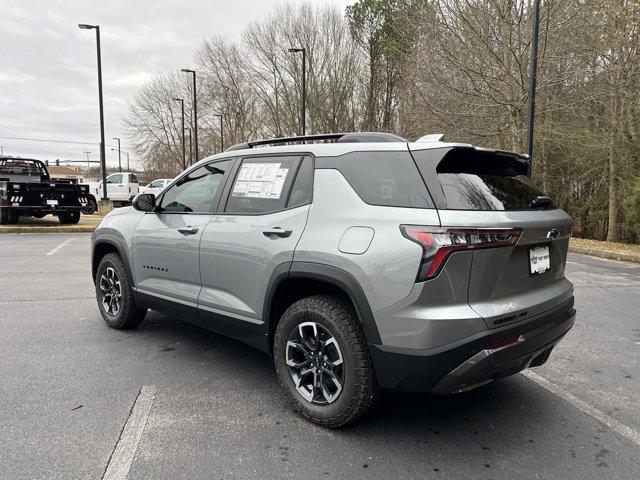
<box><xmin>139</xmin><ymin>311</ymin><xmax>557</xmax><ymax>430</ymax></box>
<box><xmin>129</xmin><ymin>312</ymin><xmax>626</xmax><ymax>478</ymax></box>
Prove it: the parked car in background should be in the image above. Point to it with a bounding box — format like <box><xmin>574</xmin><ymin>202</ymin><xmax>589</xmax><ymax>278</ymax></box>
<box><xmin>82</xmin><ymin>172</ymin><xmax>140</xmax><ymax>214</ymax></box>
<box><xmin>0</xmin><ymin>157</ymin><xmax>89</xmax><ymax>224</ymax></box>
<box><xmin>91</xmin><ymin>132</ymin><xmax>575</xmax><ymax>427</ymax></box>
<box><xmin>139</xmin><ymin>178</ymin><xmax>172</xmax><ymax>196</ymax></box>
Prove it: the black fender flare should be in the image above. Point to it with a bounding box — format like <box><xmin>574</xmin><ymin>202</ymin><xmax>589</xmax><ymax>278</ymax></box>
<box><xmin>91</xmin><ymin>233</ymin><xmax>135</xmax><ymax>287</ymax></box>
<box><xmin>263</xmin><ymin>261</ymin><xmax>382</xmax><ymax>347</ymax></box>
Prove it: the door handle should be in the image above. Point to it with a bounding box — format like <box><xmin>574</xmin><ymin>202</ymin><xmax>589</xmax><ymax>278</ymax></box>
<box><xmin>263</xmin><ymin>227</ymin><xmax>292</xmax><ymax>238</ymax></box>
<box><xmin>178</xmin><ymin>226</ymin><xmax>199</xmax><ymax>235</ymax></box>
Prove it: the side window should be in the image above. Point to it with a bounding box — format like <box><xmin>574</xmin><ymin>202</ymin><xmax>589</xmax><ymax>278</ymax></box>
<box><xmin>225</xmin><ymin>156</ymin><xmax>303</xmax><ymax>214</ymax></box>
<box><xmin>159</xmin><ymin>159</ymin><xmax>232</xmax><ymax>214</ymax></box>
<box><xmin>106</xmin><ymin>173</ymin><xmax>123</xmax><ymax>184</ymax></box>
<box><xmin>130</xmin><ymin>173</ymin><xmax>139</xmax><ymax>184</ymax></box>
<box><xmin>149</xmin><ymin>180</ymin><xmax>162</xmax><ymax>188</ymax></box>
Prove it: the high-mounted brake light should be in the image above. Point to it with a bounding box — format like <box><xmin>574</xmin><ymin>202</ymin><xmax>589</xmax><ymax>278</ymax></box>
<box><xmin>400</xmin><ymin>226</ymin><xmax>522</xmax><ymax>281</ymax></box>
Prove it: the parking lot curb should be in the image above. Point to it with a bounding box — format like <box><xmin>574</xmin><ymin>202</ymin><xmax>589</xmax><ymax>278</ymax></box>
<box><xmin>568</xmin><ymin>245</ymin><xmax>640</xmax><ymax>265</ymax></box>
<box><xmin>0</xmin><ymin>225</ymin><xmax>97</xmax><ymax>234</ymax></box>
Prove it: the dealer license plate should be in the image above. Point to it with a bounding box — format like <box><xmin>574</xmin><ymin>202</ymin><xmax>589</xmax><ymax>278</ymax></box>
<box><xmin>529</xmin><ymin>245</ymin><xmax>550</xmax><ymax>275</ymax></box>
<box><xmin>46</xmin><ymin>199</ymin><xmax>58</xmax><ymax>206</ymax></box>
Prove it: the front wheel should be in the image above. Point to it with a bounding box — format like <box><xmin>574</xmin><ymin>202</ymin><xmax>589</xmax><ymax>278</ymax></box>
<box><xmin>273</xmin><ymin>295</ymin><xmax>379</xmax><ymax>428</ymax></box>
<box><xmin>95</xmin><ymin>253</ymin><xmax>147</xmax><ymax>329</ymax></box>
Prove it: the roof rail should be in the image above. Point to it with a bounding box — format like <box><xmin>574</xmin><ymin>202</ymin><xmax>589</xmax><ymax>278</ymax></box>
<box><xmin>225</xmin><ymin>132</ymin><xmax>406</xmax><ymax>152</ymax></box>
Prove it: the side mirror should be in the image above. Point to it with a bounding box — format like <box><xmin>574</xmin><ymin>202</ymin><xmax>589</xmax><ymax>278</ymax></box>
<box><xmin>132</xmin><ymin>193</ymin><xmax>156</xmax><ymax>212</ymax></box>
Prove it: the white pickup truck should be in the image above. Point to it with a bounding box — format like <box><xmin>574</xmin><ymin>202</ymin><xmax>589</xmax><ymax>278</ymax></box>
<box><xmin>83</xmin><ymin>172</ymin><xmax>140</xmax><ymax>213</ymax></box>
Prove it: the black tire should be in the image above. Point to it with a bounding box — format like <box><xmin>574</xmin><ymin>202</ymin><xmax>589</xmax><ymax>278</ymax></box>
<box><xmin>95</xmin><ymin>253</ymin><xmax>147</xmax><ymax>329</ymax></box>
<box><xmin>7</xmin><ymin>209</ymin><xmax>19</xmax><ymax>224</ymax></box>
<box><xmin>58</xmin><ymin>210</ymin><xmax>80</xmax><ymax>224</ymax></box>
<box><xmin>82</xmin><ymin>197</ymin><xmax>97</xmax><ymax>215</ymax></box>
<box><xmin>0</xmin><ymin>207</ymin><xmax>8</xmax><ymax>225</ymax></box>
<box><xmin>273</xmin><ymin>295</ymin><xmax>379</xmax><ymax>428</ymax></box>
<box><xmin>32</xmin><ymin>212</ymin><xmax>46</xmax><ymax>218</ymax></box>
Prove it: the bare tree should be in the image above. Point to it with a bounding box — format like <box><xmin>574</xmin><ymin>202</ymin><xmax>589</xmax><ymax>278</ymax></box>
<box><xmin>124</xmin><ymin>72</ymin><xmax>192</xmax><ymax>175</ymax></box>
<box><xmin>123</xmin><ymin>0</ymin><xmax>640</xmax><ymax>242</ymax></box>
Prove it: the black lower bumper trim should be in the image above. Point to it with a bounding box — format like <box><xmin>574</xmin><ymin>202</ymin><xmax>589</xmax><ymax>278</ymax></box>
<box><xmin>9</xmin><ymin>206</ymin><xmax>83</xmax><ymax>212</ymax></box>
<box><xmin>370</xmin><ymin>297</ymin><xmax>575</xmax><ymax>393</ymax></box>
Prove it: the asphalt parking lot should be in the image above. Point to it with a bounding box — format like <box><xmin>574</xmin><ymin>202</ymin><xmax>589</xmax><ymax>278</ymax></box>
<box><xmin>1</xmin><ymin>233</ymin><xmax>639</xmax><ymax>479</ymax></box>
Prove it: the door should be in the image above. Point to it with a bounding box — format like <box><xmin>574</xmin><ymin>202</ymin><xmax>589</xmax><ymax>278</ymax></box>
<box><xmin>105</xmin><ymin>173</ymin><xmax>126</xmax><ymax>200</ymax></box>
<box><xmin>198</xmin><ymin>155</ymin><xmax>314</xmax><ymax>349</ymax></box>
<box><xmin>128</xmin><ymin>173</ymin><xmax>139</xmax><ymax>197</ymax></box>
<box><xmin>132</xmin><ymin>159</ymin><xmax>234</xmax><ymax>322</ymax></box>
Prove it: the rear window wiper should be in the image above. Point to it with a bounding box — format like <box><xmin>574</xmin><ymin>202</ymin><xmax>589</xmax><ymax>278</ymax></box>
<box><xmin>529</xmin><ymin>196</ymin><xmax>553</xmax><ymax>209</ymax></box>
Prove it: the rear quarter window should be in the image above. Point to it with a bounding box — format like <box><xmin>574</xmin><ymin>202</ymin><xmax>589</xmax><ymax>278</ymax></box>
<box><xmin>322</xmin><ymin>151</ymin><xmax>433</xmax><ymax>208</ymax></box>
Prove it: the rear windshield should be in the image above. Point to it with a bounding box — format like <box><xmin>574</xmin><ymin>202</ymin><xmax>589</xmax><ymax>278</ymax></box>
<box><xmin>435</xmin><ymin>149</ymin><xmax>554</xmax><ymax>211</ymax></box>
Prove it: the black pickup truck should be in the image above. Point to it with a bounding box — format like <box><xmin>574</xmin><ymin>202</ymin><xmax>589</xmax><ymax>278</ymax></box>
<box><xmin>0</xmin><ymin>157</ymin><xmax>90</xmax><ymax>225</ymax></box>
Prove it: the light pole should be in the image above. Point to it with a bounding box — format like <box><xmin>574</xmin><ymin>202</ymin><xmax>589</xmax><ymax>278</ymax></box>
<box><xmin>83</xmin><ymin>149</ymin><xmax>91</xmax><ymax>178</ymax></box>
<box><xmin>112</xmin><ymin>137</ymin><xmax>122</xmax><ymax>172</ymax></box>
<box><xmin>181</xmin><ymin>69</ymin><xmax>198</xmax><ymax>161</ymax></box>
<box><xmin>271</xmin><ymin>53</ymin><xmax>281</xmax><ymax>137</ymax></box>
<box><xmin>125</xmin><ymin>152</ymin><xmax>130</xmax><ymax>171</ymax></box>
<box><xmin>288</xmin><ymin>47</ymin><xmax>306</xmax><ymax>136</ymax></box>
<box><xmin>184</xmin><ymin>128</ymin><xmax>192</xmax><ymax>165</ymax></box>
<box><xmin>212</xmin><ymin>114</ymin><xmax>224</xmax><ymax>153</ymax></box>
<box><xmin>78</xmin><ymin>23</ymin><xmax>108</xmax><ymax>200</ymax></box>
<box><xmin>173</xmin><ymin>97</ymin><xmax>186</xmax><ymax>170</ymax></box>
<box><xmin>525</xmin><ymin>0</ymin><xmax>541</xmax><ymax>177</ymax></box>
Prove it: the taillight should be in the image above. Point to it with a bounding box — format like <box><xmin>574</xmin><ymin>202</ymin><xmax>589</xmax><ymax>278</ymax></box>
<box><xmin>400</xmin><ymin>225</ymin><xmax>522</xmax><ymax>281</ymax></box>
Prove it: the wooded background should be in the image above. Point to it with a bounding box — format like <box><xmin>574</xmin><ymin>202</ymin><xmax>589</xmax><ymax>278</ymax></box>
<box><xmin>124</xmin><ymin>0</ymin><xmax>640</xmax><ymax>243</ymax></box>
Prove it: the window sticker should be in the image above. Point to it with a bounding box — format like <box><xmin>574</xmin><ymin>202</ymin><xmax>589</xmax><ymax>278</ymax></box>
<box><xmin>232</xmin><ymin>162</ymin><xmax>289</xmax><ymax>199</ymax></box>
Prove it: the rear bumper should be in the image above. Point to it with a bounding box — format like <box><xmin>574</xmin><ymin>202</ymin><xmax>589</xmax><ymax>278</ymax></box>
<box><xmin>369</xmin><ymin>297</ymin><xmax>575</xmax><ymax>393</ymax></box>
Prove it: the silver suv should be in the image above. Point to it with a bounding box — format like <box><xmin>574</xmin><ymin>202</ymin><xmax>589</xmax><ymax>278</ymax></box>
<box><xmin>91</xmin><ymin>132</ymin><xmax>576</xmax><ymax>427</ymax></box>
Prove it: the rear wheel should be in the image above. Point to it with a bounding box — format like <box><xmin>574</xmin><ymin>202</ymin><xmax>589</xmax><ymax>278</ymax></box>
<box><xmin>82</xmin><ymin>197</ymin><xmax>97</xmax><ymax>215</ymax></box>
<box><xmin>32</xmin><ymin>211</ymin><xmax>46</xmax><ymax>218</ymax></box>
<box><xmin>7</xmin><ymin>209</ymin><xmax>19</xmax><ymax>224</ymax></box>
<box><xmin>0</xmin><ymin>207</ymin><xmax>9</xmax><ymax>225</ymax></box>
<box><xmin>58</xmin><ymin>210</ymin><xmax>80</xmax><ymax>224</ymax></box>
<box><xmin>95</xmin><ymin>253</ymin><xmax>147</xmax><ymax>329</ymax></box>
<box><xmin>1</xmin><ymin>208</ymin><xmax>19</xmax><ymax>225</ymax></box>
<box><xmin>273</xmin><ymin>295</ymin><xmax>379</xmax><ymax>427</ymax></box>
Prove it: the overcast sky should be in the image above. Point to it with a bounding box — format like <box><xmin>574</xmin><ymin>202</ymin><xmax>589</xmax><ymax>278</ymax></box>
<box><xmin>0</xmin><ymin>0</ymin><xmax>354</xmax><ymax>169</ymax></box>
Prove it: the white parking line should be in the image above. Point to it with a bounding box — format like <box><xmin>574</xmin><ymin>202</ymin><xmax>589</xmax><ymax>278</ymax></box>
<box><xmin>103</xmin><ymin>386</ymin><xmax>157</xmax><ymax>480</ymax></box>
<box><xmin>45</xmin><ymin>239</ymin><xmax>72</xmax><ymax>256</ymax></box>
<box><xmin>522</xmin><ymin>370</ymin><xmax>640</xmax><ymax>447</ymax></box>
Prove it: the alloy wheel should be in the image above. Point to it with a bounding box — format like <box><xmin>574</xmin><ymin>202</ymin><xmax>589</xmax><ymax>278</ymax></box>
<box><xmin>286</xmin><ymin>321</ymin><xmax>344</xmax><ymax>405</ymax></box>
<box><xmin>100</xmin><ymin>267</ymin><xmax>122</xmax><ymax>316</ymax></box>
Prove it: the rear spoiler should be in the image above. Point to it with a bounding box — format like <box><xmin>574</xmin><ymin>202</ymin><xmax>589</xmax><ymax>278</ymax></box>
<box><xmin>437</xmin><ymin>146</ymin><xmax>530</xmax><ymax>176</ymax></box>
<box><xmin>473</xmin><ymin>146</ymin><xmax>530</xmax><ymax>162</ymax></box>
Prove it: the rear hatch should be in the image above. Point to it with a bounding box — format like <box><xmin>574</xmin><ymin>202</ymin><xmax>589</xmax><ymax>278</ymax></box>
<box><xmin>411</xmin><ymin>145</ymin><xmax>573</xmax><ymax>329</ymax></box>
